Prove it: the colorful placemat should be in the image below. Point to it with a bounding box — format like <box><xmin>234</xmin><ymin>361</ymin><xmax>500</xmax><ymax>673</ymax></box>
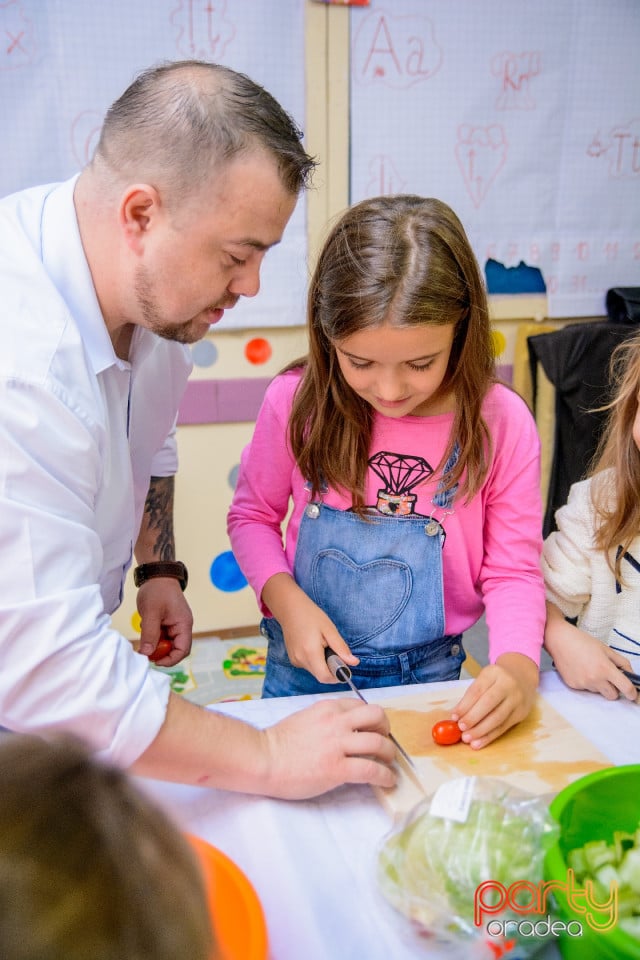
<box><xmin>153</xmin><ymin>636</ymin><xmax>266</xmax><ymax>705</ymax></box>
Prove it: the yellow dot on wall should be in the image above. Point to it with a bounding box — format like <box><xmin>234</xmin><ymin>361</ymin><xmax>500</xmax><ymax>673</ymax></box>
<box><xmin>491</xmin><ymin>330</ymin><xmax>507</xmax><ymax>358</ymax></box>
<box><xmin>131</xmin><ymin>611</ymin><xmax>142</xmax><ymax>634</ymax></box>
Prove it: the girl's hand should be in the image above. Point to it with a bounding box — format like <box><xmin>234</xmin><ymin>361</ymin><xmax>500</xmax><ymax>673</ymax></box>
<box><xmin>261</xmin><ymin>573</ymin><xmax>358</xmax><ymax>683</ymax></box>
<box><xmin>544</xmin><ymin>601</ymin><xmax>638</xmax><ymax>701</ymax></box>
<box><xmin>450</xmin><ymin>653</ymin><xmax>539</xmax><ymax>749</ymax></box>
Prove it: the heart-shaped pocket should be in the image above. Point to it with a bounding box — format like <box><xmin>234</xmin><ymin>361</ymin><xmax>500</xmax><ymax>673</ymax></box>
<box><xmin>310</xmin><ymin>549</ymin><xmax>412</xmax><ymax>644</ymax></box>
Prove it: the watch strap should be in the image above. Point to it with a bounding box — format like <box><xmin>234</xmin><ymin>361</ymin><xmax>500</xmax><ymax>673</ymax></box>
<box><xmin>133</xmin><ymin>561</ymin><xmax>188</xmax><ymax>591</ymax></box>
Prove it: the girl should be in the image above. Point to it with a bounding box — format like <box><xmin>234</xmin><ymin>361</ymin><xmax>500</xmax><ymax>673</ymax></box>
<box><xmin>542</xmin><ymin>331</ymin><xmax>640</xmax><ymax>702</ymax></box>
<box><xmin>228</xmin><ymin>195</ymin><xmax>545</xmax><ymax>748</ymax></box>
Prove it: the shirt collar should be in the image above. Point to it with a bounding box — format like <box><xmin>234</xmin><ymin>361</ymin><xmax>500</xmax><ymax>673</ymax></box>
<box><xmin>41</xmin><ymin>175</ymin><xmax>123</xmax><ymax>375</ymax></box>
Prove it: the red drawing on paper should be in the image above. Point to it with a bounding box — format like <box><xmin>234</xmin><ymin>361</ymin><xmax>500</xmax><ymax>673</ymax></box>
<box><xmin>455</xmin><ymin>124</ymin><xmax>508</xmax><ymax>208</ymax></box>
<box><xmin>170</xmin><ymin>0</ymin><xmax>235</xmax><ymax>60</ymax></box>
<box><xmin>365</xmin><ymin>155</ymin><xmax>406</xmax><ymax>196</ymax></box>
<box><xmin>353</xmin><ymin>10</ymin><xmax>442</xmax><ymax>89</ymax></box>
<box><xmin>71</xmin><ymin>111</ymin><xmax>102</xmax><ymax>168</ymax></box>
<box><xmin>587</xmin><ymin>118</ymin><xmax>640</xmax><ymax>178</ymax></box>
<box><xmin>587</xmin><ymin>133</ymin><xmax>607</xmax><ymax>158</ymax></box>
<box><xmin>491</xmin><ymin>51</ymin><xmax>541</xmax><ymax>110</ymax></box>
<box><xmin>0</xmin><ymin>0</ymin><xmax>35</xmax><ymax>70</ymax></box>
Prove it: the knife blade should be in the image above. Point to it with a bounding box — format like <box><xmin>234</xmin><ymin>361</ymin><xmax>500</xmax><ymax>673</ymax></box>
<box><xmin>324</xmin><ymin>646</ymin><xmax>418</xmax><ymax>771</ymax></box>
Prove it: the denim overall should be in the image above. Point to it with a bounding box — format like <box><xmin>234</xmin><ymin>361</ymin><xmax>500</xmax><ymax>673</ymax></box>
<box><xmin>261</xmin><ymin>465</ymin><xmax>465</xmax><ymax>697</ymax></box>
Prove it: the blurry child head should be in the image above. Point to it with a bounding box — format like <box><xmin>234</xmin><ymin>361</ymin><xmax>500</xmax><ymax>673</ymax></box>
<box><xmin>0</xmin><ymin>734</ymin><xmax>216</xmax><ymax>960</ymax></box>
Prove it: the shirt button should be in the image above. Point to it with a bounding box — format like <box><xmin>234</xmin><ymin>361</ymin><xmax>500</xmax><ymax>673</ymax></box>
<box><xmin>306</xmin><ymin>503</ymin><xmax>321</xmax><ymax>519</ymax></box>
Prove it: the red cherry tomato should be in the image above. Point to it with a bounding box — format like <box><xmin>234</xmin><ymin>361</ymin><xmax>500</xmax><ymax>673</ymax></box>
<box><xmin>148</xmin><ymin>638</ymin><xmax>173</xmax><ymax>663</ymax></box>
<box><xmin>432</xmin><ymin>719</ymin><xmax>462</xmax><ymax>746</ymax></box>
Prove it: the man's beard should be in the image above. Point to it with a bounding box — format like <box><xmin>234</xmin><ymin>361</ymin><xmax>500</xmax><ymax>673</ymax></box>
<box><xmin>134</xmin><ymin>267</ymin><xmax>204</xmax><ymax>345</ymax></box>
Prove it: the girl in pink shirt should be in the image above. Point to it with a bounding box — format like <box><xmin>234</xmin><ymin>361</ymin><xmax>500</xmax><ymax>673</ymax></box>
<box><xmin>228</xmin><ymin>195</ymin><xmax>544</xmax><ymax>748</ymax></box>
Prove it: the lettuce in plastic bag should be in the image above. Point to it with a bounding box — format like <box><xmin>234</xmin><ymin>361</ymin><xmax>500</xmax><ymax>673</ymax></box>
<box><xmin>377</xmin><ymin>777</ymin><xmax>559</xmax><ymax>958</ymax></box>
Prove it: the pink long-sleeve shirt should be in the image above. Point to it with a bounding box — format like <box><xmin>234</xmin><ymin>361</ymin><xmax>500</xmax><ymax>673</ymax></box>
<box><xmin>227</xmin><ymin>370</ymin><xmax>545</xmax><ymax>665</ymax></box>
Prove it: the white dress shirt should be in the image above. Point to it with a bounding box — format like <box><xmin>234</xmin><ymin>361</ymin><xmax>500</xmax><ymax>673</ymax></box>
<box><xmin>0</xmin><ymin>177</ymin><xmax>192</xmax><ymax>764</ymax></box>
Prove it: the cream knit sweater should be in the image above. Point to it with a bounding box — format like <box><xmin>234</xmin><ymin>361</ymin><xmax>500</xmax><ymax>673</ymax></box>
<box><xmin>542</xmin><ymin>473</ymin><xmax>640</xmax><ymax>672</ymax></box>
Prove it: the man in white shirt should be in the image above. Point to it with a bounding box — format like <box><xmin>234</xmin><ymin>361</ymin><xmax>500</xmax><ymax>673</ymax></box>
<box><xmin>0</xmin><ymin>60</ymin><xmax>395</xmax><ymax>798</ymax></box>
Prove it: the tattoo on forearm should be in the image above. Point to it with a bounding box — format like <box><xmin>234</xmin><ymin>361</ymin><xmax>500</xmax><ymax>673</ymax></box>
<box><xmin>144</xmin><ymin>476</ymin><xmax>175</xmax><ymax>560</ymax></box>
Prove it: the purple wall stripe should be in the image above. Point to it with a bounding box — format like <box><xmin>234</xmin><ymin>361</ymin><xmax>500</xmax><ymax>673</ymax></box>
<box><xmin>178</xmin><ymin>366</ymin><xmax>514</xmax><ymax>426</ymax></box>
<box><xmin>178</xmin><ymin>377</ymin><xmax>272</xmax><ymax>425</ymax></box>
<box><xmin>497</xmin><ymin>363</ymin><xmax>513</xmax><ymax>383</ymax></box>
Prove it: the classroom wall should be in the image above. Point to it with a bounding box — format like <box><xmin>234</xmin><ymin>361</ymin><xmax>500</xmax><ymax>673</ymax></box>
<box><xmin>111</xmin><ymin>3</ymin><xmax>606</xmax><ymax>639</ymax></box>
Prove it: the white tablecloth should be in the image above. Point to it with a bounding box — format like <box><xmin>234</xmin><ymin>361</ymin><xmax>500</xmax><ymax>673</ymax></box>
<box><xmin>136</xmin><ymin>672</ymin><xmax>640</xmax><ymax>960</ymax></box>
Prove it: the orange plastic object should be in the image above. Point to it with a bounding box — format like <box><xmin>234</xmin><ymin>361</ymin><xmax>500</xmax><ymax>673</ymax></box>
<box><xmin>244</xmin><ymin>337</ymin><xmax>272</xmax><ymax>365</ymax></box>
<box><xmin>186</xmin><ymin>833</ymin><xmax>269</xmax><ymax>960</ymax></box>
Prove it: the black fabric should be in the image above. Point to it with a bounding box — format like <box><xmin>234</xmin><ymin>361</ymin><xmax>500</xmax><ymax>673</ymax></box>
<box><xmin>606</xmin><ymin>287</ymin><xmax>640</xmax><ymax>325</ymax></box>
<box><xmin>528</xmin><ymin>323</ymin><xmax>638</xmax><ymax>537</ymax></box>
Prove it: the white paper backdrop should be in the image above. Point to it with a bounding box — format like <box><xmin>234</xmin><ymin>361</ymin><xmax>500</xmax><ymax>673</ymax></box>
<box><xmin>0</xmin><ymin>0</ymin><xmax>308</xmax><ymax>329</ymax></box>
<box><xmin>350</xmin><ymin>0</ymin><xmax>640</xmax><ymax>317</ymax></box>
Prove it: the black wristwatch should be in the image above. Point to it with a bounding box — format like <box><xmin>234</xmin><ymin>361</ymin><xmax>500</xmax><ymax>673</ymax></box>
<box><xmin>133</xmin><ymin>561</ymin><xmax>188</xmax><ymax>591</ymax></box>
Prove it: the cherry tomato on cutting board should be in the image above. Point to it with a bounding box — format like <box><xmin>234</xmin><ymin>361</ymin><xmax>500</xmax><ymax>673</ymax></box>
<box><xmin>432</xmin><ymin>719</ymin><xmax>462</xmax><ymax>746</ymax></box>
<box><xmin>148</xmin><ymin>638</ymin><xmax>173</xmax><ymax>663</ymax></box>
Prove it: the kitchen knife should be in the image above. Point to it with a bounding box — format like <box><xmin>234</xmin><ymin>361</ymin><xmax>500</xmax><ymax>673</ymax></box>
<box><xmin>324</xmin><ymin>646</ymin><xmax>418</xmax><ymax>771</ymax></box>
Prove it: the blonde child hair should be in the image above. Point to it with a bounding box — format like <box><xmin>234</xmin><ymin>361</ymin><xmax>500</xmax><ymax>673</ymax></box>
<box><xmin>589</xmin><ymin>329</ymin><xmax>640</xmax><ymax>580</ymax></box>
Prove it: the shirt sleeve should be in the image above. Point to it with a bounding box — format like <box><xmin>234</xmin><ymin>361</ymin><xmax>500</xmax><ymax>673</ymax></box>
<box><xmin>541</xmin><ymin>477</ymin><xmax>595</xmax><ymax>619</ymax></box>
<box><xmin>149</xmin><ymin>415</ymin><xmax>179</xmax><ymax>477</ymax></box>
<box><xmin>479</xmin><ymin>387</ymin><xmax>546</xmax><ymax>666</ymax></box>
<box><xmin>227</xmin><ymin>373</ymin><xmax>302</xmax><ymax>613</ymax></box>
<box><xmin>0</xmin><ymin>377</ymin><xmax>170</xmax><ymax>767</ymax></box>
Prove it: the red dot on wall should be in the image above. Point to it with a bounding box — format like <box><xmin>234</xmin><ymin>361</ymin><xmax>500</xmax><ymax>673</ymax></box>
<box><xmin>244</xmin><ymin>337</ymin><xmax>272</xmax><ymax>365</ymax></box>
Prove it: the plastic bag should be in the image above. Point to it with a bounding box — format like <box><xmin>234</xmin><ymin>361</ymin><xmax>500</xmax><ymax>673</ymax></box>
<box><xmin>377</xmin><ymin>776</ymin><xmax>559</xmax><ymax>959</ymax></box>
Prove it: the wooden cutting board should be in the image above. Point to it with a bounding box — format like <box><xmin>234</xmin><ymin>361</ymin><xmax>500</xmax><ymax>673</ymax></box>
<box><xmin>375</xmin><ymin>688</ymin><xmax>612</xmax><ymax>820</ymax></box>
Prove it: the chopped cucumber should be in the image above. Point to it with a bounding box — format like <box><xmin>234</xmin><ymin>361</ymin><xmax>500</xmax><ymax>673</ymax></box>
<box><xmin>567</xmin><ymin>820</ymin><xmax>640</xmax><ymax>940</ymax></box>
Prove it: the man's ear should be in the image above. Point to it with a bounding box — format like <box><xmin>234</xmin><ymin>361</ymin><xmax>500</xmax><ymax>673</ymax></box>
<box><xmin>119</xmin><ymin>184</ymin><xmax>161</xmax><ymax>252</ymax></box>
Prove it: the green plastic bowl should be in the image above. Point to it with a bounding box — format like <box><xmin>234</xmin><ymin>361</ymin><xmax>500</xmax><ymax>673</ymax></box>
<box><xmin>544</xmin><ymin>765</ymin><xmax>640</xmax><ymax>959</ymax></box>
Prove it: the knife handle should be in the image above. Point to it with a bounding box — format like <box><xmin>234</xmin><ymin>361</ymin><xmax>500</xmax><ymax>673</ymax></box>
<box><xmin>621</xmin><ymin>668</ymin><xmax>640</xmax><ymax>689</ymax></box>
<box><xmin>324</xmin><ymin>647</ymin><xmax>352</xmax><ymax>684</ymax></box>
<box><xmin>324</xmin><ymin>649</ymin><xmax>419</xmax><ymax>772</ymax></box>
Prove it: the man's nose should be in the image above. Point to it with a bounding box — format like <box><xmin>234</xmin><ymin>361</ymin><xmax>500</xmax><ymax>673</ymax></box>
<box><xmin>228</xmin><ymin>257</ymin><xmax>262</xmax><ymax>299</ymax></box>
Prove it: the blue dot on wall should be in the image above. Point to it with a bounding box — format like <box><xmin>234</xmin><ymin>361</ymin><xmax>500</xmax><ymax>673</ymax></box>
<box><xmin>191</xmin><ymin>340</ymin><xmax>218</xmax><ymax>368</ymax></box>
<box><xmin>228</xmin><ymin>463</ymin><xmax>240</xmax><ymax>490</ymax></box>
<box><xmin>210</xmin><ymin>551</ymin><xmax>247</xmax><ymax>592</ymax></box>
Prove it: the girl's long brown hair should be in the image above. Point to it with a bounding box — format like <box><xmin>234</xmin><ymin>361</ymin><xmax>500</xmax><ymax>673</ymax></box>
<box><xmin>590</xmin><ymin>330</ymin><xmax>640</xmax><ymax>579</ymax></box>
<box><xmin>287</xmin><ymin>195</ymin><xmax>496</xmax><ymax>510</ymax></box>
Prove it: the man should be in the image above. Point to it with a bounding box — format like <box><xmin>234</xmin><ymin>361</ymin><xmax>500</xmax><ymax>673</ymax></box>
<box><xmin>0</xmin><ymin>60</ymin><xmax>395</xmax><ymax>798</ymax></box>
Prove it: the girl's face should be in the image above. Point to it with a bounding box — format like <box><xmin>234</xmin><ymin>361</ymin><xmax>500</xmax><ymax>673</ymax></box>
<box><xmin>334</xmin><ymin>322</ymin><xmax>456</xmax><ymax>418</ymax></box>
